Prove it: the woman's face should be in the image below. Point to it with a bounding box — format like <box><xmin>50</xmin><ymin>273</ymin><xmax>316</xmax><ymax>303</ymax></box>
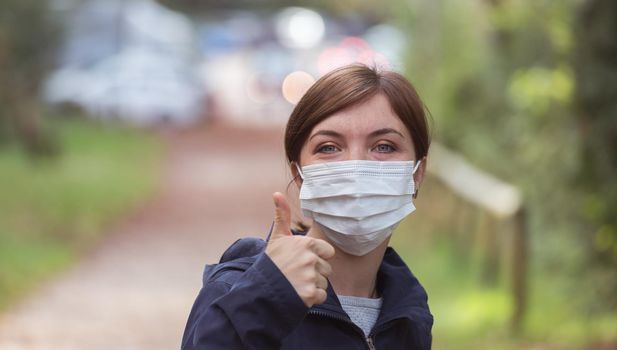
<box><xmin>298</xmin><ymin>93</ymin><xmax>415</xmax><ymax>167</ymax></box>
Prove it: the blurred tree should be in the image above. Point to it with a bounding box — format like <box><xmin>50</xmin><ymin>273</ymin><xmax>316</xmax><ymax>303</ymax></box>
<box><xmin>0</xmin><ymin>0</ymin><xmax>59</xmax><ymax>156</ymax></box>
<box><xmin>574</xmin><ymin>0</ymin><xmax>617</xmax><ymax>307</ymax></box>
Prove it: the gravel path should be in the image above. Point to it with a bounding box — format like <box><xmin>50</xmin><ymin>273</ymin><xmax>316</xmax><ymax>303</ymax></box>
<box><xmin>0</xmin><ymin>124</ymin><xmax>289</xmax><ymax>349</ymax></box>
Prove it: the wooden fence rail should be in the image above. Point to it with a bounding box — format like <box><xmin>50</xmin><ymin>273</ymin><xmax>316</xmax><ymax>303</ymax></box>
<box><xmin>428</xmin><ymin>142</ymin><xmax>528</xmax><ymax>333</ymax></box>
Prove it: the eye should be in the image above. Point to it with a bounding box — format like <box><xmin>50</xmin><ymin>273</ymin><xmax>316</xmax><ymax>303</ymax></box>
<box><xmin>373</xmin><ymin>143</ymin><xmax>395</xmax><ymax>153</ymax></box>
<box><xmin>317</xmin><ymin>144</ymin><xmax>340</xmax><ymax>154</ymax></box>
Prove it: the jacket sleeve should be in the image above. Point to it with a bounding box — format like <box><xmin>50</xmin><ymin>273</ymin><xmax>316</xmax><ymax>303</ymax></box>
<box><xmin>181</xmin><ymin>253</ymin><xmax>309</xmax><ymax>350</ymax></box>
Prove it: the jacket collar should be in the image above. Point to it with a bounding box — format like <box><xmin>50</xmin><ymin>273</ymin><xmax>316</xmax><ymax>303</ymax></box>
<box><xmin>312</xmin><ymin>247</ymin><xmax>433</xmax><ymax>330</ymax></box>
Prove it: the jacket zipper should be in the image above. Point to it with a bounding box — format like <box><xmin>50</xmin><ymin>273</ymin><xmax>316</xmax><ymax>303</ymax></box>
<box><xmin>365</xmin><ymin>319</ymin><xmax>401</xmax><ymax>350</ymax></box>
<box><xmin>366</xmin><ymin>336</ymin><xmax>376</xmax><ymax>350</ymax></box>
<box><xmin>308</xmin><ymin>309</ymin><xmax>376</xmax><ymax>350</ymax></box>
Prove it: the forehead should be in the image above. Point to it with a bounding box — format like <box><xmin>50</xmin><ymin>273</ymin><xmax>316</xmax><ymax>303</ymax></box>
<box><xmin>309</xmin><ymin>93</ymin><xmax>410</xmax><ymax>137</ymax></box>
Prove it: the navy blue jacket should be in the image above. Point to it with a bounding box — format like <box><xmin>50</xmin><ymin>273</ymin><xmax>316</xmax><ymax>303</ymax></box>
<box><xmin>182</xmin><ymin>232</ymin><xmax>433</xmax><ymax>349</ymax></box>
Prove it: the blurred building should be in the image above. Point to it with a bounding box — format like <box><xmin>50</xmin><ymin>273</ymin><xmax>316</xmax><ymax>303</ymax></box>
<box><xmin>45</xmin><ymin>0</ymin><xmax>206</xmax><ymax>125</ymax></box>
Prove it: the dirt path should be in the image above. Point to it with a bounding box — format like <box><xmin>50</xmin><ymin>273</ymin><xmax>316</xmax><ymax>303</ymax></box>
<box><xmin>0</xmin><ymin>123</ymin><xmax>289</xmax><ymax>349</ymax></box>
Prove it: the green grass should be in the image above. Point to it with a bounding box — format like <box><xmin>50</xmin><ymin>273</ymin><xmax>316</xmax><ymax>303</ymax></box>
<box><xmin>0</xmin><ymin>115</ymin><xmax>162</xmax><ymax>310</ymax></box>
<box><xmin>391</xmin><ymin>177</ymin><xmax>617</xmax><ymax>350</ymax></box>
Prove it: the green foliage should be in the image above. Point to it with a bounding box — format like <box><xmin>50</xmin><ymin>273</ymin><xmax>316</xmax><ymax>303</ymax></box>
<box><xmin>0</xmin><ymin>114</ymin><xmax>162</xmax><ymax>310</ymax></box>
<box><xmin>508</xmin><ymin>65</ymin><xmax>573</xmax><ymax>115</ymax></box>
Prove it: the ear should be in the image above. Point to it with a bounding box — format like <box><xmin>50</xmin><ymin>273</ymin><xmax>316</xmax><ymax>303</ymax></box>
<box><xmin>290</xmin><ymin>161</ymin><xmax>303</xmax><ymax>188</ymax></box>
<box><xmin>413</xmin><ymin>156</ymin><xmax>427</xmax><ymax>196</ymax></box>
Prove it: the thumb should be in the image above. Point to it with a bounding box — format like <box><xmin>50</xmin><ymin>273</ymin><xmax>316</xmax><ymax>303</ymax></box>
<box><xmin>271</xmin><ymin>192</ymin><xmax>292</xmax><ymax>240</ymax></box>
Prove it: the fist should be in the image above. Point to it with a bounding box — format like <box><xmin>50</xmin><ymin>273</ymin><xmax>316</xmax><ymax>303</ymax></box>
<box><xmin>266</xmin><ymin>192</ymin><xmax>335</xmax><ymax>307</ymax></box>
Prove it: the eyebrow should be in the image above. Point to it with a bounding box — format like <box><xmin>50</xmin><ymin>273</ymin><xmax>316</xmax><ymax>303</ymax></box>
<box><xmin>309</xmin><ymin>129</ymin><xmax>343</xmax><ymax>141</ymax></box>
<box><xmin>309</xmin><ymin>128</ymin><xmax>405</xmax><ymax>141</ymax></box>
<box><xmin>368</xmin><ymin>128</ymin><xmax>405</xmax><ymax>139</ymax></box>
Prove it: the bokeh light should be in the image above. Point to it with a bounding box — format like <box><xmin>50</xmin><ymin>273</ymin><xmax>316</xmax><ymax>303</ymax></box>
<box><xmin>275</xmin><ymin>7</ymin><xmax>325</xmax><ymax>49</ymax></box>
<box><xmin>281</xmin><ymin>71</ymin><xmax>315</xmax><ymax>105</ymax></box>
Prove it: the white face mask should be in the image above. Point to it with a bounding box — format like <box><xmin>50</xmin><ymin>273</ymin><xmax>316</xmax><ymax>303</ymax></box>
<box><xmin>297</xmin><ymin>160</ymin><xmax>421</xmax><ymax>256</ymax></box>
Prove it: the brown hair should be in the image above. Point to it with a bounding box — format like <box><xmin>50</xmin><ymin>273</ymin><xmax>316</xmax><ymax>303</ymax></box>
<box><xmin>284</xmin><ymin>64</ymin><xmax>431</xmax><ymax>164</ymax></box>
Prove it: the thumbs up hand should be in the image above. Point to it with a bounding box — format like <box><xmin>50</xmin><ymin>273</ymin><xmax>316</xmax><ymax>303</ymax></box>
<box><xmin>266</xmin><ymin>192</ymin><xmax>335</xmax><ymax>307</ymax></box>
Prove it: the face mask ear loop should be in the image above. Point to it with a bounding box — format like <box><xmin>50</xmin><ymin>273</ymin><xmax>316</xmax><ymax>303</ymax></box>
<box><xmin>295</xmin><ymin>162</ymin><xmax>305</xmax><ymax>180</ymax></box>
<box><xmin>412</xmin><ymin>160</ymin><xmax>422</xmax><ymax>199</ymax></box>
<box><xmin>412</xmin><ymin>159</ymin><xmax>422</xmax><ymax>174</ymax></box>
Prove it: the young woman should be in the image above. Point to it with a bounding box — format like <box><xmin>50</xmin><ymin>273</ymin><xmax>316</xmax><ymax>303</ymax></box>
<box><xmin>182</xmin><ymin>64</ymin><xmax>433</xmax><ymax>349</ymax></box>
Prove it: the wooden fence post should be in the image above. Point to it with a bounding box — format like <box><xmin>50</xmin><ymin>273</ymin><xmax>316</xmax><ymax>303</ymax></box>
<box><xmin>511</xmin><ymin>207</ymin><xmax>528</xmax><ymax>333</ymax></box>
